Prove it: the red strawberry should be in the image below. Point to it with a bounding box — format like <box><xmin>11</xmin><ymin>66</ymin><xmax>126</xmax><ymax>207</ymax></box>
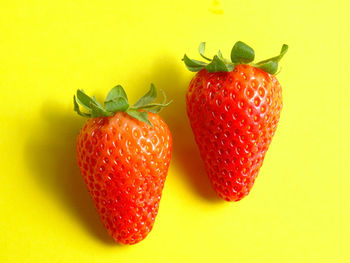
<box><xmin>73</xmin><ymin>84</ymin><xmax>172</xmax><ymax>244</ymax></box>
<box><xmin>183</xmin><ymin>41</ymin><xmax>288</xmax><ymax>201</ymax></box>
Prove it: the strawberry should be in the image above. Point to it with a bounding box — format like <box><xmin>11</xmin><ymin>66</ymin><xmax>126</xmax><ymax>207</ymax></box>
<box><xmin>183</xmin><ymin>41</ymin><xmax>288</xmax><ymax>201</ymax></box>
<box><xmin>73</xmin><ymin>84</ymin><xmax>172</xmax><ymax>244</ymax></box>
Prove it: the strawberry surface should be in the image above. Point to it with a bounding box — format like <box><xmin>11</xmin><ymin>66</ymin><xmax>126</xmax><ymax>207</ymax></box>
<box><xmin>183</xmin><ymin>41</ymin><xmax>287</xmax><ymax>201</ymax></box>
<box><xmin>77</xmin><ymin>112</ymin><xmax>172</xmax><ymax>244</ymax></box>
<box><xmin>74</xmin><ymin>84</ymin><xmax>172</xmax><ymax>244</ymax></box>
<box><xmin>186</xmin><ymin>65</ymin><xmax>282</xmax><ymax>201</ymax></box>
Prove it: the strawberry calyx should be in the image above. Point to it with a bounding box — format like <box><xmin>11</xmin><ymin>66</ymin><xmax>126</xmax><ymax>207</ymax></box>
<box><xmin>73</xmin><ymin>84</ymin><xmax>171</xmax><ymax>126</ymax></box>
<box><xmin>183</xmin><ymin>41</ymin><xmax>288</xmax><ymax>74</ymax></box>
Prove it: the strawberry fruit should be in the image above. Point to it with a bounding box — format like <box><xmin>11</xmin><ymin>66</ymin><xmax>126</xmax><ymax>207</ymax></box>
<box><xmin>74</xmin><ymin>84</ymin><xmax>172</xmax><ymax>244</ymax></box>
<box><xmin>183</xmin><ymin>41</ymin><xmax>288</xmax><ymax>201</ymax></box>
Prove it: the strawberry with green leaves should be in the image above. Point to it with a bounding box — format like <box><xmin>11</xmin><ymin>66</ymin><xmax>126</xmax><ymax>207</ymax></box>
<box><xmin>74</xmin><ymin>84</ymin><xmax>172</xmax><ymax>244</ymax></box>
<box><xmin>183</xmin><ymin>41</ymin><xmax>287</xmax><ymax>201</ymax></box>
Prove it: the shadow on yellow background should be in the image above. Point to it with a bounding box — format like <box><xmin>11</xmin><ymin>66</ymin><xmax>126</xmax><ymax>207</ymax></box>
<box><xmin>141</xmin><ymin>55</ymin><xmax>219</xmax><ymax>202</ymax></box>
<box><xmin>25</xmin><ymin>106</ymin><xmax>115</xmax><ymax>244</ymax></box>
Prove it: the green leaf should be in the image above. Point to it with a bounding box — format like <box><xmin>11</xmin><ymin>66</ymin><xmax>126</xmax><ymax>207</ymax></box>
<box><xmin>105</xmin><ymin>97</ymin><xmax>129</xmax><ymax>112</ymax></box>
<box><xmin>135</xmin><ymin>89</ymin><xmax>172</xmax><ymax>113</ymax></box>
<box><xmin>90</xmin><ymin>102</ymin><xmax>111</xmax><ymax>117</ymax></box>
<box><xmin>141</xmin><ymin>100</ymin><xmax>173</xmax><ymax>113</ymax></box>
<box><xmin>133</xmin><ymin>83</ymin><xmax>157</xmax><ymax>107</ymax></box>
<box><xmin>206</xmin><ymin>55</ymin><xmax>232</xmax><ymax>72</ymax></box>
<box><xmin>254</xmin><ymin>44</ymin><xmax>288</xmax><ymax>74</ymax></box>
<box><xmin>198</xmin><ymin>42</ymin><xmax>211</xmax><ymax>61</ymax></box>
<box><xmin>92</xmin><ymin>96</ymin><xmax>104</xmax><ymax>108</ymax></box>
<box><xmin>217</xmin><ymin>50</ymin><xmax>224</xmax><ymax>60</ymax></box>
<box><xmin>126</xmin><ymin>109</ymin><xmax>152</xmax><ymax>126</ymax></box>
<box><xmin>160</xmin><ymin>89</ymin><xmax>167</xmax><ymax>104</ymax></box>
<box><xmin>73</xmin><ymin>95</ymin><xmax>91</xmax><ymax>117</ymax></box>
<box><xmin>183</xmin><ymin>54</ymin><xmax>207</xmax><ymax>72</ymax></box>
<box><xmin>76</xmin><ymin>89</ymin><xmax>93</xmax><ymax>110</ymax></box>
<box><xmin>74</xmin><ymin>90</ymin><xmax>109</xmax><ymax>118</ymax></box>
<box><xmin>90</xmin><ymin>96</ymin><xmax>111</xmax><ymax>117</ymax></box>
<box><xmin>104</xmin><ymin>85</ymin><xmax>129</xmax><ymax>112</ymax></box>
<box><xmin>105</xmin><ymin>85</ymin><xmax>128</xmax><ymax>102</ymax></box>
<box><xmin>256</xmin><ymin>44</ymin><xmax>289</xmax><ymax>65</ymax></box>
<box><xmin>136</xmin><ymin>100</ymin><xmax>172</xmax><ymax>109</ymax></box>
<box><xmin>231</xmin><ymin>41</ymin><xmax>255</xmax><ymax>63</ymax></box>
<box><xmin>145</xmin><ymin>106</ymin><xmax>162</xmax><ymax>113</ymax></box>
<box><xmin>278</xmin><ymin>44</ymin><xmax>288</xmax><ymax>61</ymax></box>
<box><xmin>74</xmin><ymin>84</ymin><xmax>171</xmax><ymax>119</ymax></box>
<box><xmin>256</xmin><ymin>61</ymin><xmax>278</xmax><ymax>74</ymax></box>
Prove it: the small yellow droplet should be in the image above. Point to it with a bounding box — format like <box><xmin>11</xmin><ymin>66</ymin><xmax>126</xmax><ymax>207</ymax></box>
<box><xmin>242</xmin><ymin>74</ymin><xmax>247</xmax><ymax>80</ymax></box>
<box><xmin>209</xmin><ymin>0</ymin><xmax>224</xmax><ymax>15</ymax></box>
<box><xmin>248</xmin><ymin>108</ymin><xmax>252</xmax><ymax>113</ymax></box>
<box><xmin>254</xmin><ymin>116</ymin><xmax>258</xmax><ymax>121</ymax></box>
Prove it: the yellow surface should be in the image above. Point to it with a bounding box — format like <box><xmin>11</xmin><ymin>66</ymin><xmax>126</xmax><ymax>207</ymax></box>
<box><xmin>1</xmin><ymin>0</ymin><xmax>349</xmax><ymax>262</ymax></box>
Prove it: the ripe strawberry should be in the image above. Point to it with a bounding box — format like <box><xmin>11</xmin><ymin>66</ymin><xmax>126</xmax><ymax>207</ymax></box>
<box><xmin>73</xmin><ymin>84</ymin><xmax>172</xmax><ymax>244</ymax></box>
<box><xmin>183</xmin><ymin>41</ymin><xmax>288</xmax><ymax>201</ymax></box>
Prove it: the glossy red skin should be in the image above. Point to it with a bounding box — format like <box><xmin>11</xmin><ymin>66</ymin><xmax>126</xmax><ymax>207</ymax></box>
<box><xmin>76</xmin><ymin>112</ymin><xmax>172</xmax><ymax>244</ymax></box>
<box><xmin>186</xmin><ymin>64</ymin><xmax>282</xmax><ymax>201</ymax></box>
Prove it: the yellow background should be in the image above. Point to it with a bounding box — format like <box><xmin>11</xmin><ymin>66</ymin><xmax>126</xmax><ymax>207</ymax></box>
<box><xmin>1</xmin><ymin>0</ymin><xmax>349</xmax><ymax>262</ymax></box>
